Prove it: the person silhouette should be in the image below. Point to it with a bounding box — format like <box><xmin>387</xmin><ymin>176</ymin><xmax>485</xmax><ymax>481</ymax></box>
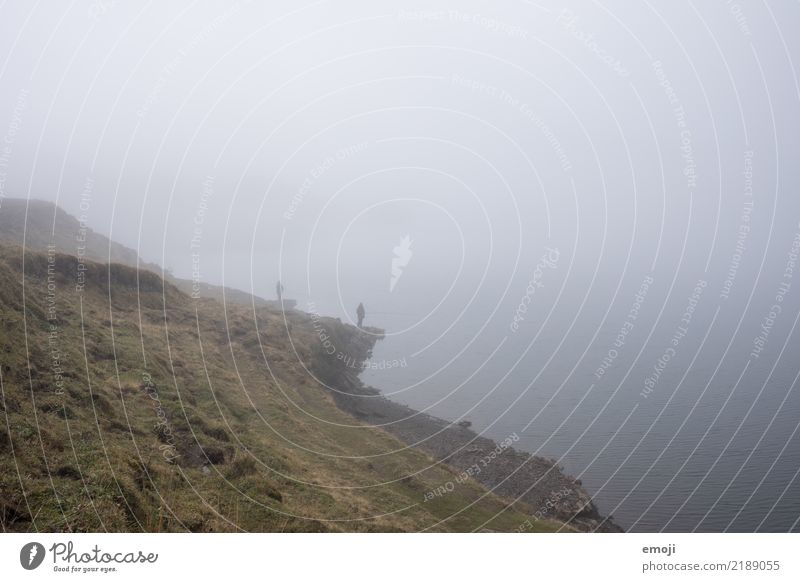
<box><xmin>276</xmin><ymin>281</ymin><xmax>284</xmax><ymax>302</ymax></box>
<box><xmin>356</xmin><ymin>302</ymin><xmax>365</xmax><ymax>328</ymax></box>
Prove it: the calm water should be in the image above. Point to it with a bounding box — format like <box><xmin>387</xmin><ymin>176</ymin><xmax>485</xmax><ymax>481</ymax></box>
<box><xmin>361</xmin><ymin>279</ymin><xmax>800</xmax><ymax>532</ymax></box>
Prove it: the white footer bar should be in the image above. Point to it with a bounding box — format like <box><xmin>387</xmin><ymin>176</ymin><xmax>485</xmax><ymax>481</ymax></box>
<box><xmin>1</xmin><ymin>533</ymin><xmax>796</xmax><ymax>581</ymax></box>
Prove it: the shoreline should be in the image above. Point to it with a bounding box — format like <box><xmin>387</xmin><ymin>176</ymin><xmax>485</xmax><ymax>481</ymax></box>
<box><xmin>317</xmin><ymin>323</ymin><xmax>623</xmax><ymax>532</ymax></box>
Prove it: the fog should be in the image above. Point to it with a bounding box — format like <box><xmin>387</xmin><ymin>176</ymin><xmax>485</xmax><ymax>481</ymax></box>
<box><xmin>1</xmin><ymin>0</ymin><xmax>799</xmax><ymax>357</ymax></box>
<box><xmin>4</xmin><ymin>0</ymin><xmax>800</xmax><ymax>532</ymax></box>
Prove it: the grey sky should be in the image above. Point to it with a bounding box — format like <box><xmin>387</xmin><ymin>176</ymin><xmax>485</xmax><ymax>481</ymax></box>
<box><xmin>1</xmin><ymin>0</ymin><xmax>798</xmax><ymax>330</ymax></box>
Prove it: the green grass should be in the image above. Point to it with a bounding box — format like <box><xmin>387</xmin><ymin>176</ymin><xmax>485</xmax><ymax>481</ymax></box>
<box><xmin>0</xmin><ymin>245</ymin><xmax>561</xmax><ymax>533</ymax></box>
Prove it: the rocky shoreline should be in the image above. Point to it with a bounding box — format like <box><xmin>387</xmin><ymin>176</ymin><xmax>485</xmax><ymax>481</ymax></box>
<box><xmin>316</xmin><ymin>322</ymin><xmax>622</xmax><ymax>532</ymax></box>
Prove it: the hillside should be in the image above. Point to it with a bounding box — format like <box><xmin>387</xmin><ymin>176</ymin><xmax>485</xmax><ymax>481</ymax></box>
<box><xmin>0</xmin><ymin>198</ymin><xmax>273</xmax><ymax>307</ymax></box>
<box><xmin>0</xmin><ymin>244</ymin><xmax>564</xmax><ymax>532</ymax></box>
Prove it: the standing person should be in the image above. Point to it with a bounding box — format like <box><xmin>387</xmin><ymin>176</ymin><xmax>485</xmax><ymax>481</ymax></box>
<box><xmin>276</xmin><ymin>281</ymin><xmax>284</xmax><ymax>302</ymax></box>
<box><xmin>356</xmin><ymin>302</ymin><xmax>365</xmax><ymax>328</ymax></box>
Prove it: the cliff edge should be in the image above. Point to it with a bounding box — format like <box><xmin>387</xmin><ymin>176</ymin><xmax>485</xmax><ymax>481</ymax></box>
<box><xmin>311</xmin><ymin>321</ymin><xmax>622</xmax><ymax>532</ymax></box>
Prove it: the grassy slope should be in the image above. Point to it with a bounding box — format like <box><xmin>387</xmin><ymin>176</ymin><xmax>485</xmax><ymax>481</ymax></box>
<box><xmin>0</xmin><ymin>197</ymin><xmax>270</xmax><ymax>307</ymax></box>
<box><xmin>0</xmin><ymin>245</ymin><xmax>559</xmax><ymax>532</ymax></box>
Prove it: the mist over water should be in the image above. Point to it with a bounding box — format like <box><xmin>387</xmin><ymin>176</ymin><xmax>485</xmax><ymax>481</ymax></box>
<box><xmin>364</xmin><ymin>286</ymin><xmax>800</xmax><ymax>531</ymax></box>
<box><xmin>2</xmin><ymin>1</ymin><xmax>800</xmax><ymax>531</ymax></box>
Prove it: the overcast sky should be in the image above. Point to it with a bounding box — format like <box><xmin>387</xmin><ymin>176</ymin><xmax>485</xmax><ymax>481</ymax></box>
<box><xmin>1</xmin><ymin>0</ymin><xmax>799</xmax><ymax>335</ymax></box>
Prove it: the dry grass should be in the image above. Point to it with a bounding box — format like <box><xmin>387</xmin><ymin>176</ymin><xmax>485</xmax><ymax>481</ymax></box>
<box><xmin>0</xmin><ymin>245</ymin><xmax>557</xmax><ymax>532</ymax></box>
